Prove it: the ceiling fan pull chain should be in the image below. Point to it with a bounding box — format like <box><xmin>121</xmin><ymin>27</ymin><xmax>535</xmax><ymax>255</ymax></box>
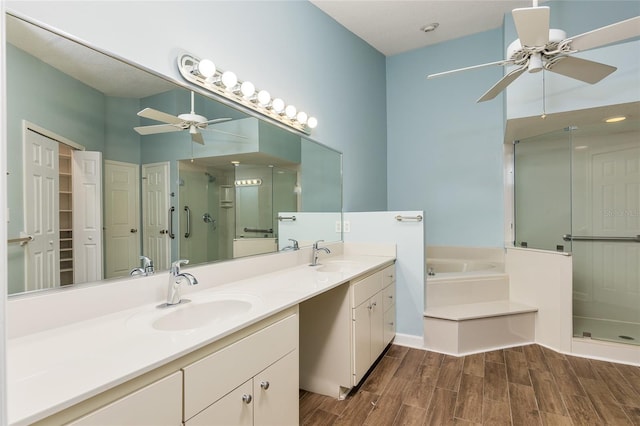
<box><xmin>541</xmin><ymin>70</ymin><xmax>547</xmax><ymax>119</ymax></box>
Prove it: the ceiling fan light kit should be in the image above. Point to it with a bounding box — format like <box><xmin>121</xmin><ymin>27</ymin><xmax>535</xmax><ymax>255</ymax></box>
<box><xmin>177</xmin><ymin>52</ymin><xmax>317</xmax><ymax>134</ymax></box>
<box><xmin>427</xmin><ymin>2</ymin><xmax>640</xmax><ymax>104</ymax></box>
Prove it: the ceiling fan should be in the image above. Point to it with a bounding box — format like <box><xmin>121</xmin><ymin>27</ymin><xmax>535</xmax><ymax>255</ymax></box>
<box><xmin>428</xmin><ymin>1</ymin><xmax>640</xmax><ymax>103</ymax></box>
<box><xmin>134</xmin><ymin>91</ymin><xmax>238</xmax><ymax>144</ymax></box>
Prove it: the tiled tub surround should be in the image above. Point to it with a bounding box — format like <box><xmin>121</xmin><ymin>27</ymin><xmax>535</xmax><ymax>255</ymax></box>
<box><xmin>7</xmin><ymin>242</ymin><xmax>395</xmax><ymax>425</ymax></box>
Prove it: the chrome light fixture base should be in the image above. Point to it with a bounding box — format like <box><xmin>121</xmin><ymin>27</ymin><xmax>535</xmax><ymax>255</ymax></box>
<box><xmin>177</xmin><ymin>53</ymin><xmax>317</xmax><ymax>135</ymax></box>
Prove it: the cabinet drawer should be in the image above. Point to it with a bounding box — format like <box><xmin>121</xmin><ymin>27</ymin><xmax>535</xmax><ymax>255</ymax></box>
<box><xmin>382</xmin><ymin>265</ymin><xmax>395</xmax><ymax>287</ymax></box>
<box><xmin>352</xmin><ymin>272</ymin><xmax>383</xmax><ymax>307</ymax></box>
<box><xmin>383</xmin><ymin>283</ymin><xmax>395</xmax><ymax>312</ymax></box>
<box><xmin>183</xmin><ymin>314</ymin><xmax>298</xmax><ymax>421</ymax></box>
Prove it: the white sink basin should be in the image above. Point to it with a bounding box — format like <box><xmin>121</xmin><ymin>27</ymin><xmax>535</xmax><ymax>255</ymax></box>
<box><xmin>127</xmin><ymin>293</ymin><xmax>259</xmax><ymax>332</ymax></box>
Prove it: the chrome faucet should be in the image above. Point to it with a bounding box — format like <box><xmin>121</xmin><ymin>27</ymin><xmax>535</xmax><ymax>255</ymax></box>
<box><xmin>310</xmin><ymin>240</ymin><xmax>331</xmax><ymax>266</ymax></box>
<box><xmin>163</xmin><ymin>259</ymin><xmax>198</xmax><ymax>307</ymax></box>
<box><xmin>282</xmin><ymin>238</ymin><xmax>300</xmax><ymax>251</ymax></box>
<box><xmin>130</xmin><ymin>256</ymin><xmax>155</xmax><ymax>276</ymax></box>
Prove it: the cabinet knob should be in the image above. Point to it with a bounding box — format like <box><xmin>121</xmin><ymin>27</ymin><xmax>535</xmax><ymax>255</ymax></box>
<box><xmin>388</xmin><ymin>295</ymin><xmax>393</xmax><ymax>299</ymax></box>
<box><xmin>260</xmin><ymin>381</ymin><xmax>270</xmax><ymax>390</ymax></box>
<box><xmin>242</xmin><ymin>394</ymin><xmax>252</xmax><ymax>404</ymax></box>
<box><xmin>130</xmin><ymin>228</ymin><xmax>138</xmax><ymax>233</ymax></box>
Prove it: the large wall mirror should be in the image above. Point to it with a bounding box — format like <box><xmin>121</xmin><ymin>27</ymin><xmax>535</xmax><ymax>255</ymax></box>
<box><xmin>6</xmin><ymin>13</ymin><xmax>343</xmax><ymax>296</ymax></box>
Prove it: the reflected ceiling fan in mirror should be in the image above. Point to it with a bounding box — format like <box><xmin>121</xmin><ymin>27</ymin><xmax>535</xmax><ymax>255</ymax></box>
<box><xmin>428</xmin><ymin>0</ymin><xmax>640</xmax><ymax>103</ymax></box>
<box><xmin>134</xmin><ymin>91</ymin><xmax>243</xmax><ymax>144</ymax></box>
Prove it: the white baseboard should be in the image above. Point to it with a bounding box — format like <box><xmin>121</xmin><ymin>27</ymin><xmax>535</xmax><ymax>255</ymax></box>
<box><xmin>393</xmin><ymin>333</ymin><xmax>424</xmax><ymax>349</ymax></box>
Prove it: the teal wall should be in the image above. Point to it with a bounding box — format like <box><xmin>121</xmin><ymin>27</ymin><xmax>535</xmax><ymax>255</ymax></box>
<box><xmin>387</xmin><ymin>29</ymin><xmax>505</xmax><ymax>247</ymax></box>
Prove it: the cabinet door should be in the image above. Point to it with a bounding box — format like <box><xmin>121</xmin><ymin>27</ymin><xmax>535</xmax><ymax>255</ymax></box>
<box><xmin>254</xmin><ymin>350</ymin><xmax>299</xmax><ymax>425</ymax></box>
<box><xmin>69</xmin><ymin>372</ymin><xmax>182</xmax><ymax>426</ymax></box>
<box><xmin>352</xmin><ymin>301</ymin><xmax>371</xmax><ymax>384</ymax></box>
<box><xmin>370</xmin><ymin>291</ymin><xmax>385</xmax><ymax>359</ymax></box>
<box><xmin>187</xmin><ymin>380</ymin><xmax>253</xmax><ymax>426</ymax></box>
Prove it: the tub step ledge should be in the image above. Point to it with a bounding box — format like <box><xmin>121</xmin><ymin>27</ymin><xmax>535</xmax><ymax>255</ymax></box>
<box><xmin>423</xmin><ymin>301</ymin><xmax>538</xmax><ymax>356</ymax></box>
<box><xmin>424</xmin><ymin>301</ymin><xmax>537</xmax><ymax>321</ymax></box>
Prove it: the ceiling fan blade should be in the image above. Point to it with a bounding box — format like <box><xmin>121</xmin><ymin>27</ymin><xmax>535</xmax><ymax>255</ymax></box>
<box><xmin>137</xmin><ymin>107</ymin><xmax>184</xmax><ymax>125</ymax></box>
<box><xmin>546</xmin><ymin>56</ymin><xmax>617</xmax><ymax>84</ymax></box>
<box><xmin>568</xmin><ymin>16</ymin><xmax>640</xmax><ymax>52</ymax></box>
<box><xmin>203</xmin><ymin>117</ymin><xmax>232</xmax><ymax>125</ymax></box>
<box><xmin>477</xmin><ymin>65</ymin><xmax>527</xmax><ymax>103</ymax></box>
<box><xmin>427</xmin><ymin>60</ymin><xmax>513</xmax><ymax>79</ymax></box>
<box><xmin>134</xmin><ymin>124</ymin><xmax>182</xmax><ymax>135</ymax></box>
<box><xmin>203</xmin><ymin>128</ymin><xmax>249</xmax><ymax>139</ymax></box>
<box><xmin>191</xmin><ymin>131</ymin><xmax>205</xmax><ymax>145</ymax></box>
<box><xmin>512</xmin><ymin>6</ymin><xmax>550</xmax><ymax>47</ymax></box>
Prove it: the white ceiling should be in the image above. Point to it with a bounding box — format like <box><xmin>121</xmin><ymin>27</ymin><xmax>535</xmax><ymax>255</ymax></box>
<box><xmin>310</xmin><ymin>0</ymin><xmax>534</xmax><ymax>56</ymax></box>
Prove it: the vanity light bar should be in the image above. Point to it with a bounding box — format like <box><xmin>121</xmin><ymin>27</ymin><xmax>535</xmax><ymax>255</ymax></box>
<box><xmin>235</xmin><ymin>179</ymin><xmax>263</xmax><ymax>186</ymax></box>
<box><xmin>177</xmin><ymin>53</ymin><xmax>317</xmax><ymax>134</ymax></box>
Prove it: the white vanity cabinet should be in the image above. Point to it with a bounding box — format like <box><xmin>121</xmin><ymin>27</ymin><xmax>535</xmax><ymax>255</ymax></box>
<box><xmin>183</xmin><ymin>312</ymin><xmax>299</xmax><ymax>425</ymax></box>
<box><xmin>35</xmin><ymin>308</ymin><xmax>298</xmax><ymax>426</ymax></box>
<box><xmin>352</xmin><ymin>264</ymin><xmax>395</xmax><ymax>384</ymax></box>
<box><xmin>299</xmin><ymin>262</ymin><xmax>396</xmax><ymax>399</ymax></box>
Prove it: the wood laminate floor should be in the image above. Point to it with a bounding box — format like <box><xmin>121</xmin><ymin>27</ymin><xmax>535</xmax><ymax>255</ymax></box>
<box><xmin>299</xmin><ymin>344</ymin><xmax>640</xmax><ymax>425</ymax></box>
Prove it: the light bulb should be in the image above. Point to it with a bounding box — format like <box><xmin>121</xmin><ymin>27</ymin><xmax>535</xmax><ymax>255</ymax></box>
<box><xmin>285</xmin><ymin>105</ymin><xmax>297</xmax><ymax>119</ymax></box>
<box><xmin>221</xmin><ymin>71</ymin><xmax>238</xmax><ymax>89</ymax></box>
<box><xmin>296</xmin><ymin>111</ymin><xmax>308</xmax><ymax>124</ymax></box>
<box><xmin>272</xmin><ymin>98</ymin><xmax>285</xmax><ymax>113</ymax></box>
<box><xmin>307</xmin><ymin>117</ymin><xmax>318</xmax><ymax>129</ymax></box>
<box><xmin>197</xmin><ymin>59</ymin><xmax>216</xmax><ymax>78</ymax></box>
<box><xmin>257</xmin><ymin>90</ymin><xmax>271</xmax><ymax>106</ymax></box>
<box><xmin>240</xmin><ymin>81</ymin><xmax>255</xmax><ymax>98</ymax></box>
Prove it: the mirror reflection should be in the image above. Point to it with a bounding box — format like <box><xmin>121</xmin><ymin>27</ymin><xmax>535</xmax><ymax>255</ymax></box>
<box><xmin>6</xmin><ymin>14</ymin><xmax>342</xmax><ymax>295</ymax></box>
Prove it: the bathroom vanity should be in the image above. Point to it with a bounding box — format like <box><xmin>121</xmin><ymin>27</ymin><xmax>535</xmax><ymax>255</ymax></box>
<box><xmin>7</xmin><ymin>244</ymin><xmax>395</xmax><ymax>425</ymax></box>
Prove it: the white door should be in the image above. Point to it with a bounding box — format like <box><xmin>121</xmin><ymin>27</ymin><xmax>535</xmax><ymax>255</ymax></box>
<box><xmin>142</xmin><ymin>162</ymin><xmax>171</xmax><ymax>271</ymax></box>
<box><xmin>104</xmin><ymin>161</ymin><xmax>140</xmax><ymax>278</ymax></box>
<box><xmin>23</xmin><ymin>129</ymin><xmax>59</xmax><ymax>291</ymax></box>
<box><xmin>73</xmin><ymin>151</ymin><xmax>103</xmax><ymax>283</ymax></box>
<box><xmin>588</xmin><ymin>144</ymin><xmax>639</xmax><ymax>315</ymax></box>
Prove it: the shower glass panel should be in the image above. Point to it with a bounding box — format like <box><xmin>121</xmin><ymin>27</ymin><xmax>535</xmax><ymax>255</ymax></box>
<box><xmin>570</xmin><ymin>119</ymin><xmax>640</xmax><ymax>345</ymax></box>
<box><xmin>514</xmin><ymin>129</ymin><xmax>572</xmax><ymax>252</ymax></box>
<box><xmin>514</xmin><ymin>118</ymin><xmax>640</xmax><ymax>346</ymax></box>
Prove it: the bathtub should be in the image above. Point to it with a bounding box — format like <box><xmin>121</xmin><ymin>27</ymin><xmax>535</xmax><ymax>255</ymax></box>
<box><xmin>426</xmin><ymin>258</ymin><xmax>503</xmax><ymax>279</ymax></box>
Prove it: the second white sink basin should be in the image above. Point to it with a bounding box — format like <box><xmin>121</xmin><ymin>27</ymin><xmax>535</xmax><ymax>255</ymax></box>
<box><xmin>315</xmin><ymin>260</ymin><xmax>363</xmax><ymax>273</ymax></box>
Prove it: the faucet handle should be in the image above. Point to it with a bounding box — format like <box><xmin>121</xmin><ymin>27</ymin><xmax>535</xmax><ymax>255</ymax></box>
<box><xmin>289</xmin><ymin>239</ymin><xmax>299</xmax><ymax>250</ymax></box>
<box><xmin>171</xmin><ymin>259</ymin><xmax>189</xmax><ymax>275</ymax></box>
<box><xmin>313</xmin><ymin>240</ymin><xmax>325</xmax><ymax>249</ymax></box>
<box><xmin>140</xmin><ymin>255</ymin><xmax>152</xmax><ymax>267</ymax></box>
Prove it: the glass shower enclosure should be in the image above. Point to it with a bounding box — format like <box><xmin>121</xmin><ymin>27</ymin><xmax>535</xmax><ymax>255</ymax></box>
<box><xmin>514</xmin><ymin>118</ymin><xmax>639</xmax><ymax>346</ymax></box>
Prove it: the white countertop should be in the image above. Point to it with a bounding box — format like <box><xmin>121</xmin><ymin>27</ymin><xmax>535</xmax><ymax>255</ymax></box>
<box><xmin>7</xmin><ymin>253</ymin><xmax>394</xmax><ymax>425</ymax></box>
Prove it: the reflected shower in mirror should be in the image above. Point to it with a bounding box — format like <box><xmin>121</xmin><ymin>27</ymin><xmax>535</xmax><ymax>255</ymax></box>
<box><xmin>6</xmin><ymin>13</ymin><xmax>342</xmax><ymax>295</ymax></box>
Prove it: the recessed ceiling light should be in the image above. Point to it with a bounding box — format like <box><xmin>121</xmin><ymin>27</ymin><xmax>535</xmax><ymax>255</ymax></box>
<box><xmin>605</xmin><ymin>115</ymin><xmax>626</xmax><ymax>123</ymax></box>
<box><xmin>420</xmin><ymin>23</ymin><xmax>439</xmax><ymax>33</ymax></box>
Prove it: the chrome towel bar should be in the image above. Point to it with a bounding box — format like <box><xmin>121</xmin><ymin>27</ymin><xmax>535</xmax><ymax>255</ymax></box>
<box><xmin>562</xmin><ymin>234</ymin><xmax>640</xmax><ymax>243</ymax></box>
<box><xmin>395</xmin><ymin>215</ymin><xmax>423</xmax><ymax>222</ymax></box>
<box><xmin>8</xmin><ymin>235</ymin><xmax>33</xmax><ymax>246</ymax></box>
<box><xmin>277</xmin><ymin>215</ymin><xmax>296</xmax><ymax>221</ymax></box>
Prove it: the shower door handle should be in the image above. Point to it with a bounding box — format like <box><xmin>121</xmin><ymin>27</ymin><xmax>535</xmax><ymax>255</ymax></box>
<box><xmin>184</xmin><ymin>206</ymin><xmax>191</xmax><ymax>238</ymax></box>
<box><xmin>167</xmin><ymin>207</ymin><xmax>175</xmax><ymax>239</ymax></box>
<box><xmin>563</xmin><ymin>234</ymin><xmax>640</xmax><ymax>242</ymax></box>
